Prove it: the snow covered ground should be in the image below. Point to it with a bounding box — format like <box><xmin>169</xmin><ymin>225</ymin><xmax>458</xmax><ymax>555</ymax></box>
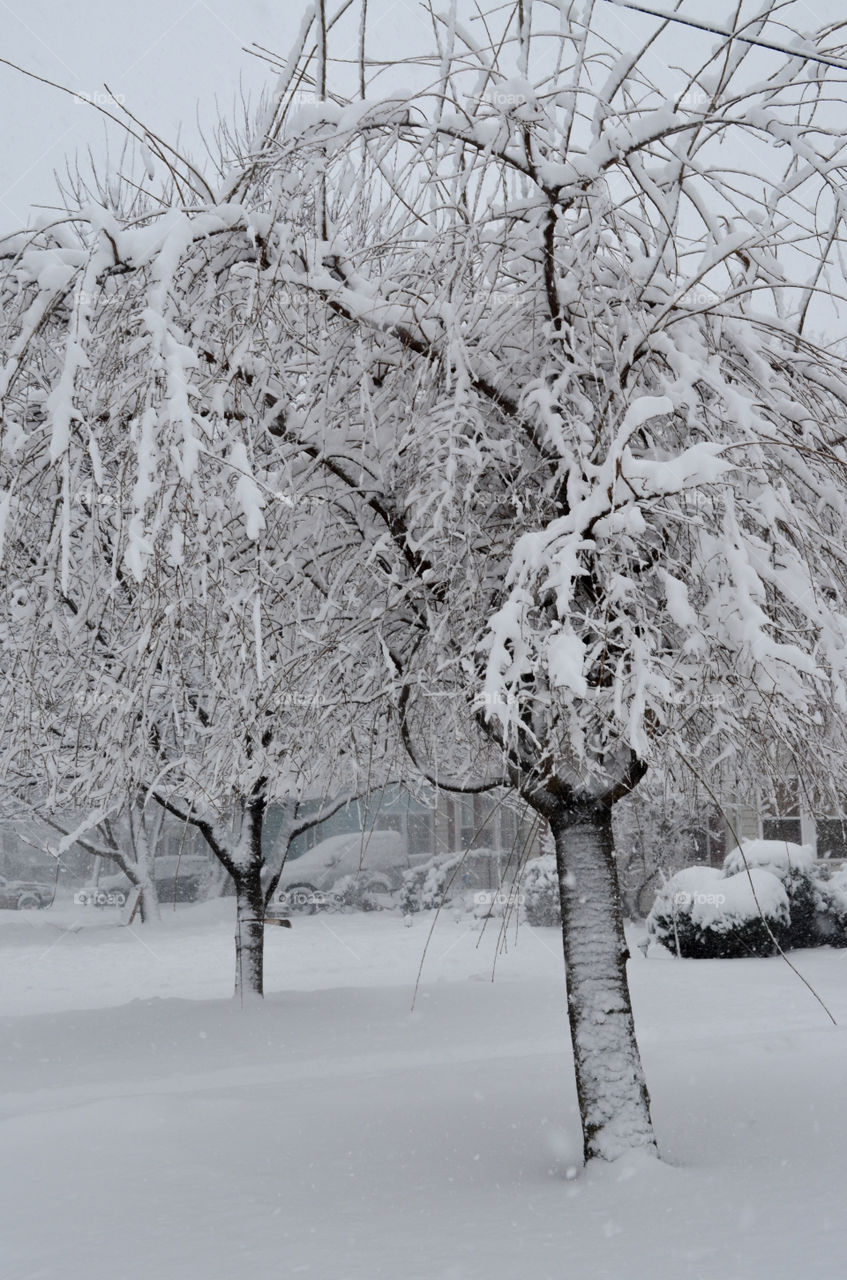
<box><xmin>2</xmin><ymin>899</ymin><xmax>846</xmax><ymax>1279</ymax></box>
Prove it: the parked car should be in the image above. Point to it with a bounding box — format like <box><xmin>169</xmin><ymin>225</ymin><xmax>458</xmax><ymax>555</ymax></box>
<box><xmin>0</xmin><ymin>875</ymin><xmax>54</xmax><ymax>910</ymax></box>
<box><xmin>92</xmin><ymin>855</ymin><xmax>213</xmax><ymax>905</ymax></box>
<box><xmin>277</xmin><ymin>830</ymin><xmax>428</xmax><ymax>912</ymax></box>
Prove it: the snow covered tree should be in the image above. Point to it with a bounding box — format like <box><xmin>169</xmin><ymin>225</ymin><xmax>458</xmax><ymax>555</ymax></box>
<box><xmin>53</xmin><ymin>802</ymin><xmax>165</xmax><ymax>925</ymax></box>
<box><xmin>5</xmin><ymin>0</ymin><xmax>847</xmax><ymax>1156</ymax></box>
<box><xmin>234</xmin><ymin>0</ymin><xmax>847</xmax><ymax>1159</ymax></box>
<box><xmin>0</xmin><ymin>167</ymin><xmax>386</xmax><ymax>998</ymax></box>
<box><xmin>0</xmin><ymin>771</ymin><xmax>166</xmax><ymax>922</ymax></box>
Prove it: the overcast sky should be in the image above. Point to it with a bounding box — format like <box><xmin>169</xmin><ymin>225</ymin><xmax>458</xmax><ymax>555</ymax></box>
<box><xmin>0</xmin><ymin>0</ymin><xmax>432</xmax><ymax>227</ymax></box>
<box><xmin>1</xmin><ymin>0</ymin><xmax>844</xmax><ymax>228</ymax></box>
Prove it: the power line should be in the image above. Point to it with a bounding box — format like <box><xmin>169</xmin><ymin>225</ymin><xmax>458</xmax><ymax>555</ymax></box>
<box><xmin>601</xmin><ymin>0</ymin><xmax>847</xmax><ymax>74</ymax></box>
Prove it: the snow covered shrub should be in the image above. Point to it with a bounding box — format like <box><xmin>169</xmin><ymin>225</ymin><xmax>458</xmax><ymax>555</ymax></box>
<box><xmin>647</xmin><ymin>866</ymin><xmax>724</xmax><ymax>955</ymax></box>
<box><xmin>722</xmin><ymin>840</ymin><xmax>815</xmax><ymax>879</ymax></box>
<box><xmin>779</xmin><ymin>869</ymin><xmax>823</xmax><ymax>948</ymax></box>
<box><xmin>331</xmin><ymin>874</ymin><xmax>385</xmax><ymax>912</ymax></box>
<box><xmin>723</xmin><ymin>841</ymin><xmax>847</xmax><ymax>949</ymax></box>
<box><xmin>521</xmin><ymin>855</ymin><xmax>561</xmax><ymax>926</ymax></box>
<box><xmin>400</xmin><ymin>849</ymin><xmax>511</xmax><ymax>914</ymax></box>
<box><xmin>816</xmin><ymin>868</ymin><xmax>847</xmax><ymax>946</ymax></box>
<box><xmin>723</xmin><ymin>840</ymin><xmax>817</xmax><ymax>948</ymax></box>
<box><xmin>650</xmin><ymin>843</ymin><xmax>847</xmax><ymax>957</ymax></box>
<box><xmin>788</xmin><ymin>871</ymin><xmax>847</xmax><ymax>949</ymax></box>
<box><xmin>400</xmin><ymin>854</ymin><xmax>465</xmax><ymax>914</ymax></box>
<box><xmin>647</xmin><ymin>866</ymin><xmax>789</xmax><ymax>958</ymax></box>
<box><xmin>826</xmin><ymin>864</ymin><xmax>847</xmax><ymax>901</ymax></box>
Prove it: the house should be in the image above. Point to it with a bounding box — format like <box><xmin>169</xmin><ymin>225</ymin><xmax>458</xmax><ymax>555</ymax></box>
<box><xmin>722</xmin><ymin>779</ymin><xmax>847</xmax><ymax>866</ymax></box>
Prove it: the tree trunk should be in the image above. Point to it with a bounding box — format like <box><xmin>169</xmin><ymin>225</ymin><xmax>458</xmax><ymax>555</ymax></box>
<box><xmin>551</xmin><ymin>801</ymin><xmax>656</xmax><ymax>1163</ymax></box>
<box><xmin>126</xmin><ymin>802</ymin><xmax>160</xmax><ymax>924</ymax></box>
<box><xmin>234</xmin><ymin>865</ymin><xmax>265</xmax><ymax>1001</ymax></box>
<box><xmin>133</xmin><ymin>868</ymin><xmax>161</xmax><ymax>924</ymax></box>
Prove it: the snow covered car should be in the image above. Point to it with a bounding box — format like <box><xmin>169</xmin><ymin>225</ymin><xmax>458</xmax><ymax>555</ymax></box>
<box><xmin>92</xmin><ymin>855</ymin><xmax>213</xmax><ymax>905</ymax></box>
<box><xmin>277</xmin><ymin>831</ymin><xmax>425</xmax><ymax>912</ymax></box>
<box><xmin>0</xmin><ymin>875</ymin><xmax>54</xmax><ymax>910</ymax></box>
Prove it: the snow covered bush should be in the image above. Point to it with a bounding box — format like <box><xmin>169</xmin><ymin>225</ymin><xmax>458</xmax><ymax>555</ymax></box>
<box><xmin>649</xmin><ymin>842</ymin><xmax>847</xmax><ymax>956</ymax></box>
<box><xmin>721</xmin><ymin>839</ymin><xmax>829</xmax><ymax>952</ymax></box>
<box><xmin>725</xmin><ymin>841</ymin><xmax>847</xmax><ymax>950</ymax></box>
<box><xmin>332</xmin><ymin>873</ymin><xmax>389</xmax><ymax>913</ymax></box>
<box><xmin>521</xmin><ymin>855</ymin><xmax>561</xmax><ymax>927</ymax></box>
<box><xmin>816</xmin><ymin>868</ymin><xmax>847</xmax><ymax>946</ymax></box>
<box><xmin>401</xmin><ymin>848</ymin><xmax>514</xmax><ymax>915</ymax></box>
<box><xmin>648</xmin><ymin>866</ymin><xmax>789</xmax><ymax>958</ymax></box>
<box><xmin>400</xmin><ymin>854</ymin><xmax>470</xmax><ymax>915</ymax></box>
<box><xmin>722</xmin><ymin>841</ymin><xmax>816</xmax><ymax>879</ymax></box>
<box><xmin>722</xmin><ymin>840</ymin><xmax>820</xmax><ymax>949</ymax></box>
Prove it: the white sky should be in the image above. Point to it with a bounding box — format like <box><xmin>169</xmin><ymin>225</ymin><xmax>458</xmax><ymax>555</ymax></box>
<box><xmin>1</xmin><ymin>0</ymin><xmax>845</xmax><ymax>228</ymax></box>
<box><xmin>0</xmin><ymin>0</ymin><xmax>430</xmax><ymax>227</ymax></box>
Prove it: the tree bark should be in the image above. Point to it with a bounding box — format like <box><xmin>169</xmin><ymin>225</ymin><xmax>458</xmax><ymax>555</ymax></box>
<box><xmin>130</xmin><ymin>830</ymin><xmax>161</xmax><ymax>925</ymax></box>
<box><xmin>126</xmin><ymin>802</ymin><xmax>161</xmax><ymax>924</ymax></box>
<box><xmin>234</xmin><ymin>863</ymin><xmax>265</xmax><ymax>1001</ymax></box>
<box><xmin>132</xmin><ymin>866</ymin><xmax>161</xmax><ymax>925</ymax></box>
<box><xmin>551</xmin><ymin>800</ymin><xmax>656</xmax><ymax>1163</ymax></box>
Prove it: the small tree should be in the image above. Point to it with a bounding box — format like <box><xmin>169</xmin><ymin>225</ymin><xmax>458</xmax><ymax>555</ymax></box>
<box><xmin>0</xmin><ymin>173</ymin><xmax>384</xmax><ymax>997</ymax></box>
<box><xmin>63</xmin><ymin>802</ymin><xmax>165</xmax><ymax>924</ymax></box>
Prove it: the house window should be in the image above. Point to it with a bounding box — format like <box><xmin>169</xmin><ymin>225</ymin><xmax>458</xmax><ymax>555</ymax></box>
<box><xmin>406</xmin><ymin>813</ymin><xmax>434</xmax><ymax>857</ymax></box>
<box><xmin>761</xmin><ymin>778</ymin><xmax>802</xmax><ymax>845</ymax></box>
<box><xmin>459</xmin><ymin>796</ymin><xmax>476</xmax><ymax>850</ymax></box>
<box><xmin>816</xmin><ymin>815</ymin><xmax>847</xmax><ymax>861</ymax></box>
<box><xmin>762</xmin><ymin>817</ymin><xmax>803</xmax><ymax>843</ymax></box>
<box><xmin>372</xmin><ymin>815</ymin><xmax>403</xmax><ymax>835</ymax></box>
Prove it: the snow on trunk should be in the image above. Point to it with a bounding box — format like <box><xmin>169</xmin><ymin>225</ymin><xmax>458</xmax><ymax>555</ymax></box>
<box><xmin>231</xmin><ymin>790</ymin><xmax>268</xmax><ymax>1002</ymax></box>
<box><xmin>234</xmin><ymin>865</ymin><xmax>265</xmax><ymax>1002</ymax></box>
<box><xmin>551</xmin><ymin>802</ymin><xmax>656</xmax><ymax>1164</ymax></box>
<box><xmin>128</xmin><ymin>804</ymin><xmax>161</xmax><ymax>925</ymax></box>
<box><xmin>132</xmin><ymin>863</ymin><xmax>161</xmax><ymax>926</ymax></box>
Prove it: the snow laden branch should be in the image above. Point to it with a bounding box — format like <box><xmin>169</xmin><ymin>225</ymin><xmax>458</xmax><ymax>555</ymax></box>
<box><xmin>483</xmin><ymin>352</ymin><xmax>847</xmax><ymax>790</ymax></box>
